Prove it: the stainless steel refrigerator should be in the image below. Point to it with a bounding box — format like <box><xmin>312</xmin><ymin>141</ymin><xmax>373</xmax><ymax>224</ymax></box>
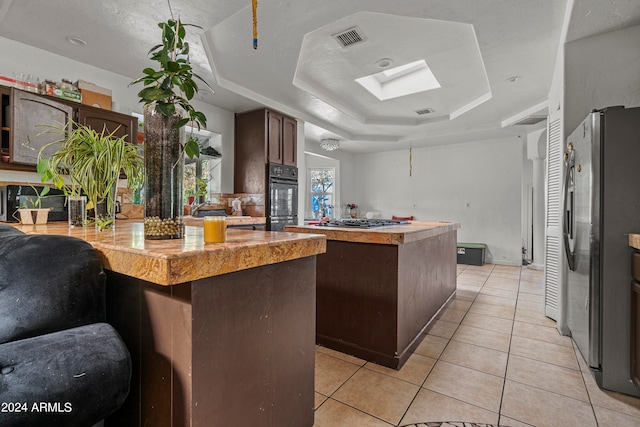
<box><xmin>564</xmin><ymin>106</ymin><xmax>640</xmax><ymax>397</ymax></box>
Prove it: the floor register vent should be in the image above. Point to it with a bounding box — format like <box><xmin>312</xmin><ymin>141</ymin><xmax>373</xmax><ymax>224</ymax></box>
<box><xmin>333</xmin><ymin>26</ymin><xmax>366</xmax><ymax>48</ymax></box>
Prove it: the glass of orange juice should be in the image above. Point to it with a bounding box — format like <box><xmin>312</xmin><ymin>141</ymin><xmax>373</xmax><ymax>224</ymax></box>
<box><xmin>203</xmin><ymin>216</ymin><xmax>226</xmax><ymax>243</ymax></box>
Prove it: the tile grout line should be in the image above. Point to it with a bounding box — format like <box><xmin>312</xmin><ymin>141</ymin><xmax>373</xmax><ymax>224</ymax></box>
<box><xmin>315</xmin><ymin>264</ymin><xmax>539</xmax><ymax>426</ymax></box>
<box><xmin>573</xmin><ymin>346</ymin><xmax>600</xmax><ymax>426</ymax></box>
<box><xmin>495</xmin><ymin>267</ymin><xmax>520</xmax><ymax>427</ymax></box>
<box><xmin>313</xmin><ymin>265</ymin><xmax>640</xmax><ymax>426</ymax></box>
<box><xmin>396</xmin><ymin>267</ymin><xmax>484</xmax><ymax>426</ymax></box>
<box><xmin>319</xmin><ymin>394</ymin><xmax>398</xmax><ymax>426</ymax></box>
<box><xmin>316</xmin><ymin>349</ymin><xmax>427</xmax><ymax>426</ymax></box>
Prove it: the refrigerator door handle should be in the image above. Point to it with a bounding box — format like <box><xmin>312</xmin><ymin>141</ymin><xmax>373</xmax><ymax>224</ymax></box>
<box><xmin>563</xmin><ymin>148</ymin><xmax>577</xmax><ymax>271</ymax></box>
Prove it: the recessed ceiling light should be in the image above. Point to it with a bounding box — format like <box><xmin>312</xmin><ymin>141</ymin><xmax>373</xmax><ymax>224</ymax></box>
<box><xmin>376</xmin><ymin>58</ymin><xmax>393</xmax><ymax>69</ymax></box>
<box><xmin>506</xmin><ymin>75</ymin><xmax>522</xmax><ymax>82</ymax></box>
<box><xmin>66</xmin><ymin>36</ymin><xmax>87</xmax><ymax>46</ymax></box>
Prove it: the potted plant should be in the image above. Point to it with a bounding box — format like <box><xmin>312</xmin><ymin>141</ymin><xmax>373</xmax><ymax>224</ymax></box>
<box><xmin>185</xmin><ymin>188</ymin><xmax>196</xmax><ymax>206</ymax></box>
<box><xmin>14</xmin><ymin>185</ymin><xmax>52</xmax><ymax>225</ymax></box>
<box><xmin>347</xmin><ymin>203</ymin><xmax>359</xmax><ymax>218</ymax></box>
<box><xmin>36</xmin><ymin>123</ymin><xmax>144</xmax><ymax>230</ymax></box>
<box><xmin>195</xmin><ymin>177</ymin><xmax>208</xmax><ymax>201</ymax></box>
<box><xmin>130</xmin><ymin>17</ymin><xmax>212</xmax><ymax>239</ymax></box>
<box><xmin>185</xmin><ymin>177</ymin><xmax>208</xmax><ymax>203</ymax></box>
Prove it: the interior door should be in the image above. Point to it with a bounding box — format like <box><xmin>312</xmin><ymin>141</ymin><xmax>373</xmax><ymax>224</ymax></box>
<box><xmin>544</xmin><ymin>114</ymin><xmax>563</xmax><ymax>322</ymax></box>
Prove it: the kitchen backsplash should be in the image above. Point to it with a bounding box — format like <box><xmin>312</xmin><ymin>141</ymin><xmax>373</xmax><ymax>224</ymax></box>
<box><xmin>118</xmin><ymin>189</ymin><xmax>265</xmax><ymax>218</ymax></box>
<box><xmin>207</xmin><ymin>193</ymin><xmax>265</xmax><ymax>217</ymax></box>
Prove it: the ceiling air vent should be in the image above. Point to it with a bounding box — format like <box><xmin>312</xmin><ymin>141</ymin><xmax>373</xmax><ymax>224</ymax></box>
<box><xmin>333</xmin><ymin>26</ymin><xmax>366</xmax><ymax>48</ymax></box>
<box><xmin>415</xmin><ymin>108</ymin><xmax>435</xmax><ymax>115</ymax></box>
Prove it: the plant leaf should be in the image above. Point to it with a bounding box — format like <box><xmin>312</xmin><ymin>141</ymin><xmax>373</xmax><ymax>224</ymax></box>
<box><xmin>193</xmin><ymin>72</ymin><xmax>215</xmax><ymax>94</ymax></box>
<box><xmin>130</xmin><ymin>17</ymin><xmax>209</xmax><ymax>131</ymax></box>
<box><xmin>185</xmin><ymin>137</ymin><xmax>200</xmax><ymax>159</ymax></box>
<box><xmin>176</xmin><ymin>118</ymin><xmax>190</xmax><ymax>128</ymax></box>
<box><xmin>147</xmin><ymin>44</ymin><xmax>164</xmax><ymax>55</ymax></box>
<box><xmin>166</xmin><ymin>61</ymin><xmax>181</xmax><ymax>72</ymax></box>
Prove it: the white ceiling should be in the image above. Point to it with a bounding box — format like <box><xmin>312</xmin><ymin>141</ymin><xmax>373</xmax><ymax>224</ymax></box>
<box><xmin>1</xmin><ymin>0</ymin><xmax>639</xmax><ymax>154</ymax></box>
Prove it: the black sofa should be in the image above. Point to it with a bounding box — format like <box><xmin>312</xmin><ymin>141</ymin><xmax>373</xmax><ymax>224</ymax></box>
<box><xmin>0</xmin><ymin>225</ymin><xmax>131</xmax><ymax>427</ymax></box>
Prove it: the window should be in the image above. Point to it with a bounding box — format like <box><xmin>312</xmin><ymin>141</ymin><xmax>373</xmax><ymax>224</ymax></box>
<box><xmin>309</xmin><ymin>168</ymin><xmax>335</xmax><ymax>219</ymax></box>
<box><xmin>184</xmin><ymin>159</ymin><xmax>212</xmax><ymax>203</ymax></box>
<box><xmin>183</xmin><ymin>132</ymin><xmax>222</xmax><ymax>204</ymax></box>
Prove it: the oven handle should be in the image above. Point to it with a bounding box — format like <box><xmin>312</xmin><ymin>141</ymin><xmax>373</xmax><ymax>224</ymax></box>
<box><xmin>269</xmin><ymin>177</ymin><xmax>298</xmax><ymax>185</ymax></box>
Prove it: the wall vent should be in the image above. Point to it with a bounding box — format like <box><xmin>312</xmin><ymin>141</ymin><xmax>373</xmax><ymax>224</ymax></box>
<box><xmin>333</xmin><ymin>26</ymin><xmax>366</xmax><ymax>48</ymax></box>
<box><xmin>415</xmin><ymin>108</ymin><xmax>435</xmax><ymax>115</ymax></box>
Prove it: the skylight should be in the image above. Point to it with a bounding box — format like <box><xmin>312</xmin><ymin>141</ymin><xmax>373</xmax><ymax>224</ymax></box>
<box><xmin>355</xmin><ymin>60</ymin><xmax>441</xmax><ymax>101</ymax></box>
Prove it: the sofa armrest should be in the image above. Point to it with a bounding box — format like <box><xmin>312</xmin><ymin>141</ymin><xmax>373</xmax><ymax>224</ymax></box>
<box><xmin>0</xmin><ymin>232</ymin><xmax>106</xmax><ymax>344</ymax></box>
<box><xmin>0</xmin><ymin>323</ymin><xmax>131</xmax><ymax>426</ymax></box>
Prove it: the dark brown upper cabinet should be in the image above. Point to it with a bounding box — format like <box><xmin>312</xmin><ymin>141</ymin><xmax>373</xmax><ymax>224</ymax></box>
<box><xmin>235</xmin><ymin>108</ymin><xmax>297</xmax><ymax>193</ymax></box>
<box><xmin>0</xmin><ymin>88</ymin><xmax>137</xmax><ymax>169</ymax></box>
<box><xmin>11</xmin><ymin>90</ymin><xmax>73</xmax><ymax>166</ymax></box>
<box><xmin>77</xmin><ymin>104</ymin><xmax>137</xmax><ymax>142</ymax></box>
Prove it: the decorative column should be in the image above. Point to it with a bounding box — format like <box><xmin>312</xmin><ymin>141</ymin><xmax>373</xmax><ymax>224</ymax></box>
<box><xmin>527</xmin><ymin>129</ymin><xmax>547</xmax><ymax>269</ymax></box>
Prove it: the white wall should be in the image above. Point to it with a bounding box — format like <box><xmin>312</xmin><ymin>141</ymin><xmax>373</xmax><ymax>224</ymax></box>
<box><xmin>549</xmin><ymin>23</ymin><xmax>640</xmax><ymax>330</ymax></box>
<box><xmin>0</xmin><ymin>36</ymin><xmax>236</xmax><ymax>192</ymax></box>
<box><xmin>351</xmin><ymin>137</ymin><xmax>524</xmax><ymax>265</ymax></box>
<box><xmin>303</xmin><ymin>141</ymin><xmax>357</xmax><ymax>217</ymax></box>
<box><xmin>565</xmin><ymin>24</ymin><xmax>640</xmax><ymax>131</ymax></box>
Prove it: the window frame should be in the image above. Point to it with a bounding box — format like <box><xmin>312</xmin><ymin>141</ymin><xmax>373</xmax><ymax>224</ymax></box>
<box><xmin>308</xmin><ymin>167</ymin><xmax>336</xmax><ymax>219</ymax></box>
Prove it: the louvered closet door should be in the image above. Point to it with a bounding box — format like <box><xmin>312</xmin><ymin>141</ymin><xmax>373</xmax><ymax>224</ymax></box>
<box><xmin>544</xmin><ymin>113</ymin><xmax>562</xmax><ymax>321</ymax></box>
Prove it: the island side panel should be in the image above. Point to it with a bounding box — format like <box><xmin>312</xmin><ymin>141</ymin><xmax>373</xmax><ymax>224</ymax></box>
<box><xmin>315</xmin><ymin>230</ymin><xmax>458</xmax><ymax>369</ymax></box>
<box><xmin>105</xmin><ymin>273</ymin><xmax>193</xmax><ymax>427</ymax></box>
<box><xmin>191</xmin><ymin>256</ymin><xmax>316</xmax><ymax>427</ymax></box>
<box><xmin>104</xmin><ymin>273</ymin><xmax>142</xmax><ymax>427</ymax></box>
<box><xmin>396</xmin><ymin>229</ymin><xmax>457</xmax><ymax>363</ymax></box>
<box><xmin>315</xmin><ymin>240</ymin><xmax>400</xmax><ymax>367</ymax></box>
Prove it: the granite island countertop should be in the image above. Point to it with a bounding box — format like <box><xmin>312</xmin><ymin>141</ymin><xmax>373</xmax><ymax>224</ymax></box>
<box><xmin>285</xmin><ymin>220</ymin><xmax>460</xmax><ymax>245</ymax></box>
<box><xmin>10</xmin><ymin>221</ymin><xmax>325</xmax><ymax>286</ymax></box>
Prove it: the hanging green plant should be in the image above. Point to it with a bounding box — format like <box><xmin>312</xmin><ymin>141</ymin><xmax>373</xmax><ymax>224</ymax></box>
<box><xmin>130</xmin><ymin>18</ymin><xmax>213</xmax><ymax>158</ymax></box>
<box><xmin>36</xmin><ymin>123</ymin><xmax>144</xmax><ymax>230</ymax></box>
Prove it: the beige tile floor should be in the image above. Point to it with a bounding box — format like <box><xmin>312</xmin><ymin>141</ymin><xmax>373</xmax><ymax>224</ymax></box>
<box><xmin>313</xmin><ymin>263</ymin><xmax>640</xmax><ymax>427</ymax></box>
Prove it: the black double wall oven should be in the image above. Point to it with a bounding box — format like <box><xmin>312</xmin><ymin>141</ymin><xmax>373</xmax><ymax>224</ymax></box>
<box><xmin>266</xmin><ymin>163</ymin><xmax>298</xmax><ymax>231</ymax></box>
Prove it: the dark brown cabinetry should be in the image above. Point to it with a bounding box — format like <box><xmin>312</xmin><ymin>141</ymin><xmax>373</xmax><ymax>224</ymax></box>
<box><xmin>266</xmin><ymin>111</ymin><xmax>296</xmax><ymax>166</ymax></box>
<box><xmin>0</xmin><ymin>88</ymin><xmax>137</xmax><ymax>170</ymax></box>
<box><xmin>1</xmin><ymin>87</ymin><xmax>11</xmax><ymax>162</ymax></box>
<box><xmin>77</xmin><ymin>105</ymin><xmax>137</xmax><ymax>142</ymax></box>
<box><xmin>632</xmin><ymin>251</ymin><xmax>640</xmax><ymax>388</ymax></box>
<box><xmin>12</xmin><ymin>90</ymin><xmax>73</xmax><ymax>166</ymax></box>
<box><xmin>234</xmin><ymin>108</ymin><xmax>297</xmax><ymax>193</ymax></box>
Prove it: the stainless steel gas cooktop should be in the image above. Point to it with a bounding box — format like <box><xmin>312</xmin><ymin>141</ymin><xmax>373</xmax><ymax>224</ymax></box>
<box><xmin>317</xmin><ymin>219</ymin><xmax>410</xmax><ymax>228</ymax></box>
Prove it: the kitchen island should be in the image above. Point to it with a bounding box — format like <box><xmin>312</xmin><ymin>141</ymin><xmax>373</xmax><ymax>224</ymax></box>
<box><xmin>285</xmin><ymin>220</ymin><xmax>460</xmax><ymax>369</ymax></box>
<box><xmin>10</xmin><ymin>221</ymin><xmax>325</xmax><ymax>427</ymax></box>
